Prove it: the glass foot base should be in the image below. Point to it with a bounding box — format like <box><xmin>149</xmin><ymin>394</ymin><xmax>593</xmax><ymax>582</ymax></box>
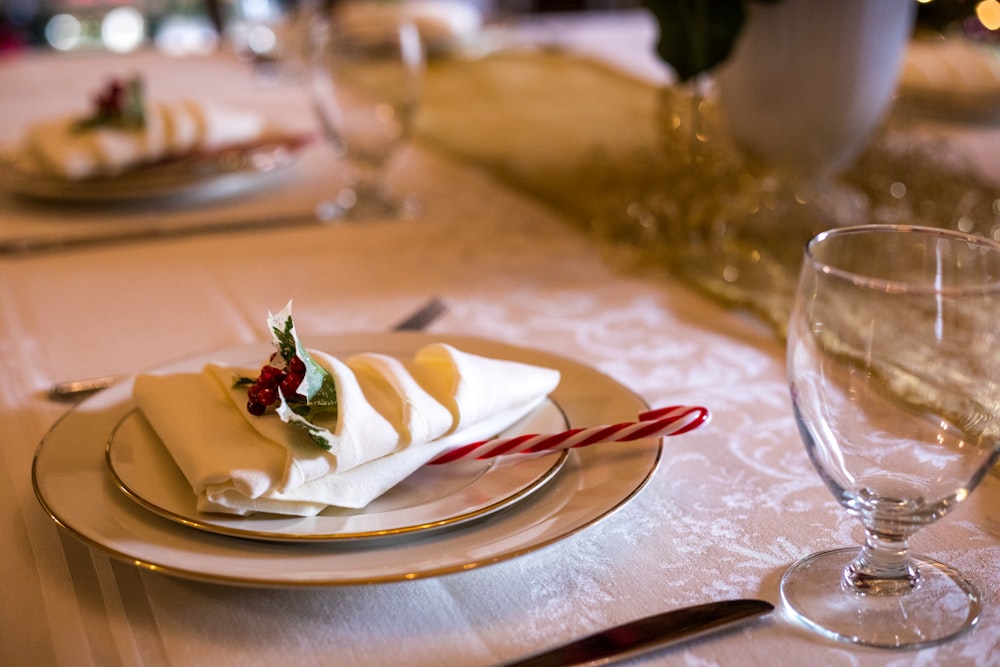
<box><xmin>780</xmin><ymin>547</ymin><xmax>981</xmax><ymax>649</ymax></box>
<box><xmin>316</xmin><ymin>189</ymin><xmax>420</xmax><ymax>223</ymax></box>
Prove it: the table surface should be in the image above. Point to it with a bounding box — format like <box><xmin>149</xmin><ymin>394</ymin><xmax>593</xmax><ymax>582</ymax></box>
<box><xmin>2</xmin><ymin>9</ymin><xmax>998</xmax><ymax>667</ymax></box>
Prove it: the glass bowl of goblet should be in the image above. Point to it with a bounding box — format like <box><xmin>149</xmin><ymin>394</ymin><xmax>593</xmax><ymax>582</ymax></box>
<box><xmin>310</xmin><ymin>1</ymin><xmax>425</xmax><ymax>221</ymax></box>
<box><xmin>783</xmin><ymin>224</ymin><xmax>1000</xmax><ymax>648</ymax></box>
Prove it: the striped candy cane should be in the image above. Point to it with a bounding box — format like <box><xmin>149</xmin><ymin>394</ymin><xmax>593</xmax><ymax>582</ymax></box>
<box><xmin>429</xmin><ymin>405</ymin><xmax>710</xmax><ymax>464</ymax></box>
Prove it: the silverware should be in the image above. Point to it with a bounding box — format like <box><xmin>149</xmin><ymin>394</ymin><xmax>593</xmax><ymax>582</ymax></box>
<box><xmin>0</xmin><ymin>212</ymin><xmax>320</xmax><ymax>257</ymax></box>
<box><xmin>48</xmin><ymin>374</ymin><xmax>127</xmax><ymax>400</ymax></box>
<box><xmin>47</xmin><ymin>297</ymin><xmax>447</xmax><ymax>401</ymax></box>
<box><xmin>388</xmin><ymin>296</ymin><xmax>447</xmax><ymax>332</ymax></box>
<box><xmin>498</xmin><ymin>599</ymin><xmax>774</xmax><ymax>667</ymax></box>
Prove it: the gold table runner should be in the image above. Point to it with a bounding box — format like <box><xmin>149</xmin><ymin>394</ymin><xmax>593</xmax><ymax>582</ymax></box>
<box><xmin>418</xmin><ymin>50</ymin><xmax>660</xmax><ymax>224</ymax></box>
<box><xmin>417</xmin><ymin>49</ymin><xmax>1000</xmax><ymax>335</ymax></box>
<box><xmin>417</xmin><ymin>50</ymin><xmax>1000</xmax><ymax>471</ymax></box>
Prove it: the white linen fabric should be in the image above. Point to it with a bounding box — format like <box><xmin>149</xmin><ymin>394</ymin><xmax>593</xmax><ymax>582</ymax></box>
<box><xmin>132</xmin><ymin>343</ymin><xmax>560</xmax><ymax>515</ymax></box>
<box><xmin>3</xmin><ymin>11</ymin><xmax>1000</xmax><ymax>667</ymax></box>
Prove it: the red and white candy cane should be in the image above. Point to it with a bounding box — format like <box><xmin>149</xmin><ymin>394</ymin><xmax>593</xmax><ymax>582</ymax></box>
<box><xmin>428</xmin><ymin>405</ymin><xmax>710</xmax><ymax>464</ymax></box>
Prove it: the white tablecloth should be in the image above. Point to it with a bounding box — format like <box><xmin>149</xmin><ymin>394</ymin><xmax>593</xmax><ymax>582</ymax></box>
<box><xmin>1</xmin><ymin>10</ymin><xmax>998</xmax><ymax>667</ymax></box>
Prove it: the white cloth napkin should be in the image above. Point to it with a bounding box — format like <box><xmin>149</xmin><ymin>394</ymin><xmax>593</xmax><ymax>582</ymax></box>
<box><xmin>133</xmin><ymin>343</ymin><xmax>560</xmax><ymax>516</ymax></box>
<box><xmin>19</xmin><ymin>100</ymin><xmax>267</xmax><ymax>180</ymax></box>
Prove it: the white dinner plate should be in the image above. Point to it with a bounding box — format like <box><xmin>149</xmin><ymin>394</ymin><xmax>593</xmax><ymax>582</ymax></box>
<box><xmin>105</xmin><ymin>399</ymin><xmax>567</xmax><ymax>542</ymax></box>
<box><xmin>0</xmin><ymin>137</ymin><xmax>304</xmax><ymax>204</ymax></box>
<box><xmin>33</xmin><ymin>332</ymin><xmax>659</xmax><ymax>587</ymax></box>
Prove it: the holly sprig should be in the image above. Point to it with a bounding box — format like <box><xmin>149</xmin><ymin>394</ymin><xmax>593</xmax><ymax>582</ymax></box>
<box><xmin>74</xmin><ymin>75</ymin><xmax>146</xmax><ymax>132</ymax></box>
<box><xmin>269</xmin><ymin>311</ymin><xmax>338</xmax><ymax>422</ymax></box>
<box><xmin>239</xmin><ymin>303</ymin><xmax>339</xmax><ymax>450</ymax></box>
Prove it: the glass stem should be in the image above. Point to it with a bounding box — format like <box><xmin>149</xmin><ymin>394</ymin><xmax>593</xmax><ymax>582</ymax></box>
<box><xmin>842</xmin><ymin>527</ymin><xmax>920</xmax><ymax>596</ymax></box>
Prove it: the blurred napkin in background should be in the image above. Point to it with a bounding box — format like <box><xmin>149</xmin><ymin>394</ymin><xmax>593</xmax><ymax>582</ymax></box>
<box><xmin>18</xmin><ymin>98</ymin><xmax>286</xmax><ymax>180</ymax></box>
<box><xmin>19</xmin><ymin>101</ymin><xmax>267</xmax><ymax>179</ymax></box>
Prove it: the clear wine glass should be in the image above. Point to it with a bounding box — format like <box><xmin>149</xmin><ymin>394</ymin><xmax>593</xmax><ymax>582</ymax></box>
<box><xmin>310</xmin><ymin>1</ymin><xmax>424</xmax><ymax>221</ymax></box>
<box><xmin>783</xmin><ymin>224</ymin><xmax>1000</xmax><ymax>648</ymax></box>
<box><xmin>219</xmin><ymin>0</ymin><xmax>315</xmax><ymax>83</ymax></box>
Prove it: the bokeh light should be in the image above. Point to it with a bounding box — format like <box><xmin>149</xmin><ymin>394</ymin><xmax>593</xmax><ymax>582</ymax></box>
<box><xmin>43</xmin><ymin>13</ymin><xmax>82</xmax><ymax>51</ymax></box>
<box><xmin>976</xmin><ymin>0</ymin><xmax>1000</xmax><ymax>31</ymax></box>
<box><xmin>101</xmin><ymin>6</ymin><xmax>146</xmax><ymax>53</ymax></box>
<box><xmin>155</xmin><ymin>15</ymin><xmax>219</xmax><ymax>56</ymax></box>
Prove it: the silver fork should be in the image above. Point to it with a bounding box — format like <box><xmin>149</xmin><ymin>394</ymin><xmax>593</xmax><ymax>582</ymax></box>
<box><xmin>47</xmin><ymin>297</ymin><xmax>447</xmax><ymax>401</ymax></box>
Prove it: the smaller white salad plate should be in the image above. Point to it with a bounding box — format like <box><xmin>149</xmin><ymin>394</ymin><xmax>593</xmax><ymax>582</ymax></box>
<box><xmin>106</xmin><ymin>400</ymin><xmax>568</xmax><ymax>542</ymax></box>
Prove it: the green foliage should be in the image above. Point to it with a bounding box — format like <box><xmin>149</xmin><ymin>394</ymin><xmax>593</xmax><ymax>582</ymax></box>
<box><xmin>270</xmin><ymin>310</ymin><xmax>339</xmax><ymax>449</ymax></box>
<box><xmin>641</xmin><ymin>0</ymin><xmax>779</xmax><ymax>82</ymax></box>
<box><xmin>74</xmin><ymin>76</ymin><xmax>146</xmax><ymax>131</ymax></box>
<box><xmin>272</xmin><ymin>316</ymin><xmax>298</xmax><ymax>363</ymax></box>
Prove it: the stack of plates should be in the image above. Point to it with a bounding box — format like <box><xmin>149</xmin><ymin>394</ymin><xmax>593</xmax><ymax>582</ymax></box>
<box><xmin>32</xmin><ymin>333</ymin><xmax>661</xmax><ymax>586</ymax></box>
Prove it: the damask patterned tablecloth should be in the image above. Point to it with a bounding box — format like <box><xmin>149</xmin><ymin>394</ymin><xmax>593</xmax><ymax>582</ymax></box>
<box><xmin>1</xmin><ymin>11</ymin><xmax>999</xmax><ymax>667</ymax></box>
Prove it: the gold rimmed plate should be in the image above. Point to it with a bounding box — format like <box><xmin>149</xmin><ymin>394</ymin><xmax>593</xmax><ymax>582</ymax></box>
<box><xmin>105</xmin><ymin>401</ymin><xmax>567</xmax><ymax>543</ymax></box>
<box><xmin>33</xmin><ymin>332</ymin><xmax>661</xmax><ymax>587</ymax></box>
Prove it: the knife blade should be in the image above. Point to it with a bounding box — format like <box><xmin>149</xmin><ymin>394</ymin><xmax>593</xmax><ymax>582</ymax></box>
<box><xmin>0</xmin><ymin>211</ymin><xmax>319</xmax><ymax>257</ymax></box>
<box><xmin>499</xmin><ymin>599</ymin><xmax>773</xmax><ymax>667</ymax></box>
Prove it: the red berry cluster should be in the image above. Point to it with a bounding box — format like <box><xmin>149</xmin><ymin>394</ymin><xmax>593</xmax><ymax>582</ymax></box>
<box><xmin>94</xmin><ymin>79</ymin><xmax>127</xmax><ymax>120</ymax></box>
<box><xmin>246</xmin><ymin>354</ymin><xmax>307</xmax><ymax>415</ymax></box>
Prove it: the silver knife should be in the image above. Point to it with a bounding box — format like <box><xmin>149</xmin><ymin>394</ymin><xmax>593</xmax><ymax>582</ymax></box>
<box><xmin>499</xmin><ymin>599</ymin><xmax>773</xmax><ymax>667</ymax></box>
<box><xmin>0</xmin><ymin>212</ymin><xmax>319</xmax><ymax>257</ymax></box>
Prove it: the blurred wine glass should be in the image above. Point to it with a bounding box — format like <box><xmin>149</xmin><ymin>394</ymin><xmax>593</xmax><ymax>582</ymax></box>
<box><xmin>783</xmin><ymin>224</ymin><xmax>1000</xmax><ymax>648</ymax></box>
<box><xmin>310</xmin><ymin>1</ymin><xmax>425</xmax><ymax>221</ymax></box>
<box><xmin>217</xmin><ymin>0</ymin><xmax>315</xmax><ymax>84</ymax></box>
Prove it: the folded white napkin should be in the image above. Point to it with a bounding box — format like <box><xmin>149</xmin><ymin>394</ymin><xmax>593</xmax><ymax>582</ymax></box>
<box><xmin>133</xmin><ymin>343</ymin><xmax>560</xmax><ymax>516</ymax></box>
<box><xmin>20</xmin><ymin>100</ymin><xmax>268</xmax><ymax>180</ymax></box>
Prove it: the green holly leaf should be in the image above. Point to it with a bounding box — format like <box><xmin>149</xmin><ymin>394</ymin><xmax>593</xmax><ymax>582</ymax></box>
<box><xmin>271</xmin><ymin>314</ymin><xmax>298</xmax><ymax>364</ymax></box>
<box><xmin>266</xmin><ymin>302</ymin><xmax>339</xmax><ymax>442</ymax></box>
<box><xmin>276</xmin><ymin>396</ymin><xmax>336</xmax><ymax>451</ymax></box>
<box><xmin>74</xmin><ymin>75</ymin><xmax>146</xmax><ymax>132</ymax></box>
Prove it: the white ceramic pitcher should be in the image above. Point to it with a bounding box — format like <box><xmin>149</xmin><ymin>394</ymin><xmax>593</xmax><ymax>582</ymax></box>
<box><xmin>714</xmin><ymin>0</ymin><xmax>916</xmax><ymax>178</ymax></box>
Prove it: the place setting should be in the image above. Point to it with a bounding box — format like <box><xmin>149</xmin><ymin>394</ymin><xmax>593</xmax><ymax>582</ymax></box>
<box><xmin>8</xmin><ymin>2</ymin><xmax>1000</xmax><ymax>664</ymax></box>
<box><xmin>0</xmin><ymin>0</ymin><xmax>451</xmax><ymax>256</ymax></box>
<box><xmin>32</xmin><ymin>300</ymin><xmax>710</xmax><ymax>586</ymax></box>
<box><xmin>0</xmin><ymin>62</ymin><xmax>321</xmax><ymax>256</ymax></box>
<box><xmin>0</xmin><ymin>67</ymin><xmax>313</xmax><ymax>205</ymax></box>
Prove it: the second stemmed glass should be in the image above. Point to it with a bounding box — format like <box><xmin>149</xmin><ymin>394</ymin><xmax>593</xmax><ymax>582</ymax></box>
<box><xmin>310</xmin><ymin>2</ymin><xmax>424</xmax><ymax>221</ymax></box>
<box><xmin>783</xmin><ymin>224</ymin><xmax>1000</xmax><ymax>648</ymax></box>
